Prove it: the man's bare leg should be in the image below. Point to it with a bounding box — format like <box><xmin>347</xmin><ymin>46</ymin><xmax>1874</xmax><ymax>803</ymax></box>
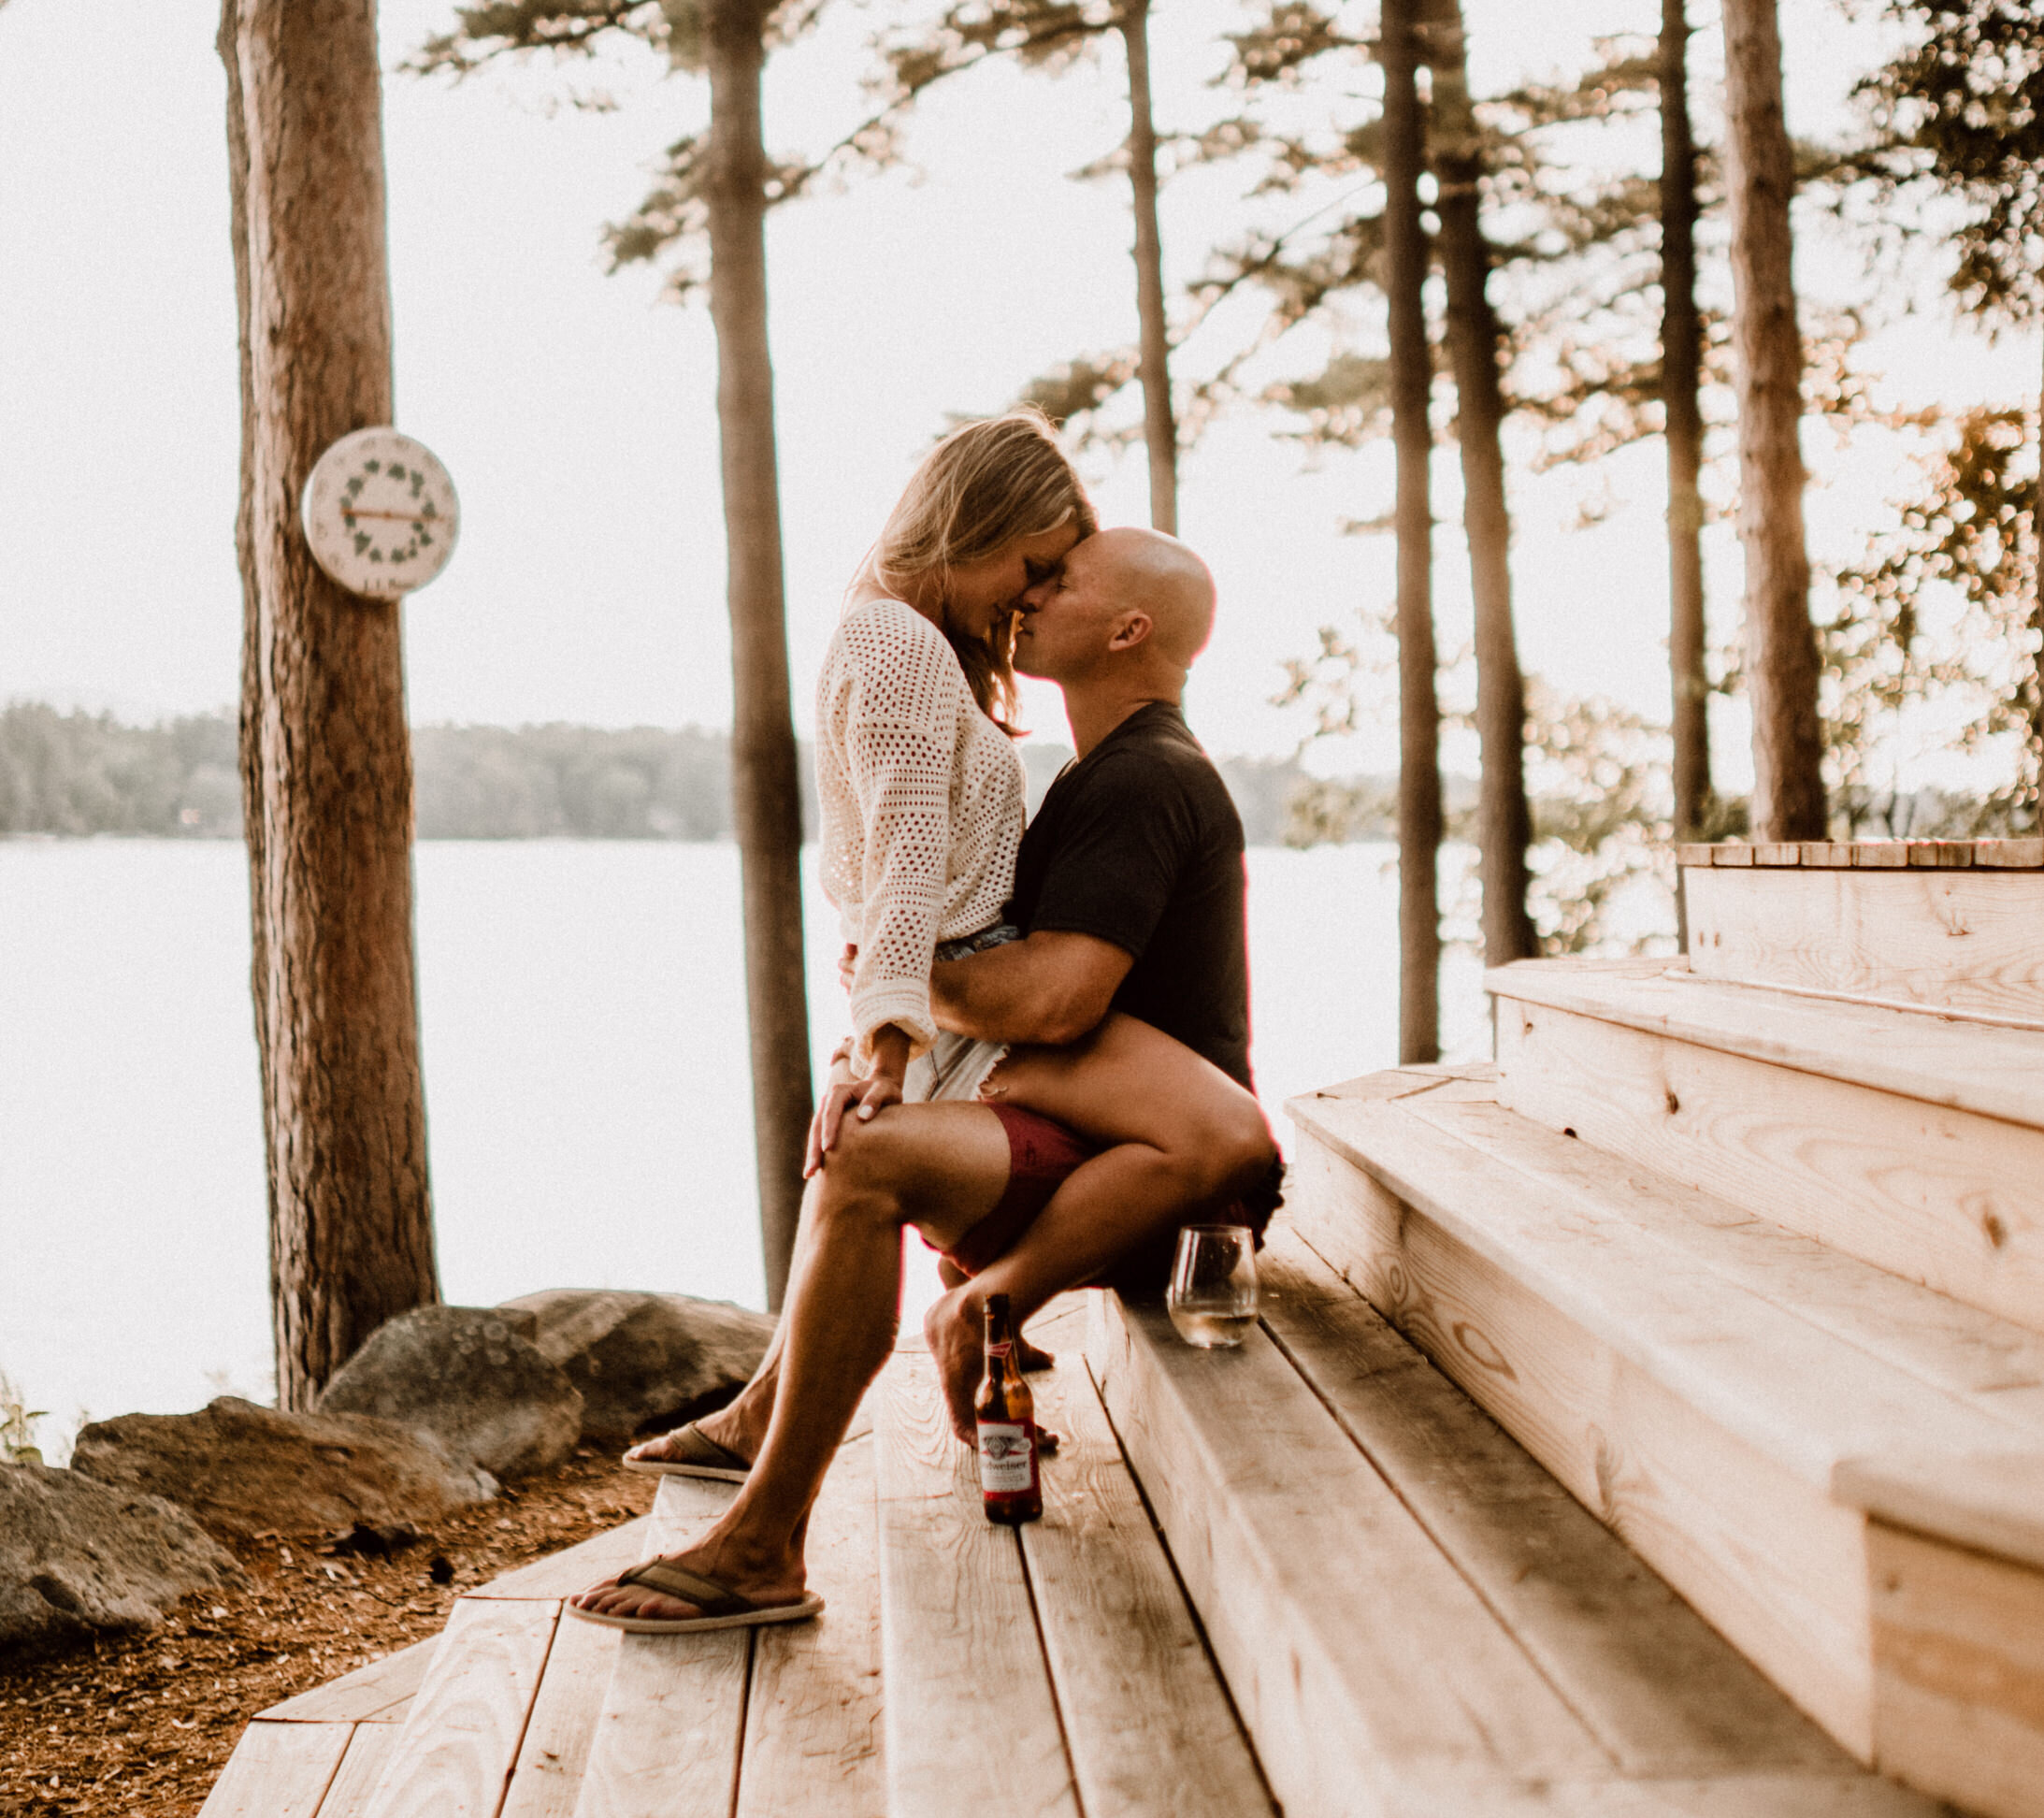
<box><xmin>571</xmin><ymin>1104</ymin><xmax>1011</xmax><ymax>1623</ymax></box>
<box><xmin>923</xmin><ymin>1017</ymin><xmax>1274</xmax><ymax>1438</ymax></box>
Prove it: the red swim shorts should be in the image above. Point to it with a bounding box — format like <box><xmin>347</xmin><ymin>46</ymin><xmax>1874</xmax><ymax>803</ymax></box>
<box><xmin>940</xmin><ymin>1103</ymin><xmax>1279</xmax><ymax>1293</ymax></box>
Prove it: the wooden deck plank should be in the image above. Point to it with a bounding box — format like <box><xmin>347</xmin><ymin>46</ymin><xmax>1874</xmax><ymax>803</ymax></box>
<box><xmin>876</xmin><ymin>1347</ymin><xmax>1079</xmax><ymax>1818</ymax></box>
<box><xmin>1492</xmin><ymin>988</ymin><xmax>2044</xmax><ymax>1335</ymax></box>
<box><xmin>467</xmin><ymin>1518</ymin><xmax>655</xmax><ymax>1601</ymax></box>
<box><xmin>1255</xmin><ymin>1227</ymin><xmax>1849</xmax><ymax>1780</ymax></box>
<box><xmin>1867</xmin><ymin>1520</ymin><xmax>2044</xmax><ymax>1818</ymax></box>
<box><xmin>1489</xmin><ymin>957</ymin><xmax>2044</xmax><ymax>1132</ymax></box>
<box><xmin>1022</xmin><ymin>1330</ymin><xmax>1274</xmax><ymax>1818</ymax></box>
<box><xmin>497</xmin><ymin>1610</ymin><xmax>619</xmax><ymax>1818</ymax></box>
<box><xmin>360</xmin><ymin>1597</ymin><xmax>558</xmax><ymax>1818</ymax></box>
<box><xmin>1403</xmin><ymin>1082</ymin><xmax>2044</xmax><ymax>1417</ymax></box>
<box><xmin>569</xmin><ymin>1626</ymin><xmax>749</xmax><ymax>1818</ymax></box>
<box><xmin>314</xmin><ymin>1724</ymin><xmax>401</xmax><ymax>1818</ymax></box>
<box><xmin>263</xmin><ymin>1640</ymin><xmax>437</xmax><ymax>1723</ymax></box>
<box><xmin>198</xmin><ymin>1719</ymin><xmax>353</xmax><ymax>1818</ymax></box>
<box><xmin>1281</xmin><ymin>1116</ymin><xmax>1878</xmax><ymax>1754</ymax></box>
<box><xmin>1685</xmin><ymin>865</ymin><xmax>2044</xmax><ymax>1024</ymax></box>
<box><xmin>1087</xmin><ymin>1292</ymin><xmax>1609</xmax><ymax>1818</ymax></box>
<box><xmin>733</xmin><ymin>1435</ymin><xmax>884</xmax><ymax>1818</ymax></box>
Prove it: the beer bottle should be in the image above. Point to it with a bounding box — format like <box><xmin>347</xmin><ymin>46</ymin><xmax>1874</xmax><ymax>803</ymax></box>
<box><xmin>974</xmin><ymin>1293</ymin><xmax>1043</xmax><ymax>1524</ymax></box>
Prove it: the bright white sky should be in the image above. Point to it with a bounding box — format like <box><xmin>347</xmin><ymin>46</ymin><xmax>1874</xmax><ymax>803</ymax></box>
<box><xmin>0</xmin><ymin>0</ymin><xmax>2034</xmax><ymax>773</ymax></box>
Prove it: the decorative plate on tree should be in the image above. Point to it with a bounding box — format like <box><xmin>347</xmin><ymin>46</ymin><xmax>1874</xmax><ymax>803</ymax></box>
<box><xmin>300</xmin><ymin>427</ymin><xmax>460</xmax><ymax>599</ymax></box>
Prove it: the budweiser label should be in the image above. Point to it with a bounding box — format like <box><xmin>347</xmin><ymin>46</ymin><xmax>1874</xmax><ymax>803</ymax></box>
<box><xmin>977</xmin><ymin>1421</ymin><xmax>1034</xmax><ymax>1493</ymax></box>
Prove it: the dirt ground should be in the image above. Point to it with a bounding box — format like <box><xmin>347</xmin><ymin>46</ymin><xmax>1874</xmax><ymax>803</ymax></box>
<box><xmin>0</xmin><ymin>1449</ymin><xmax>657</xmax><ymax>1818</ymax></box>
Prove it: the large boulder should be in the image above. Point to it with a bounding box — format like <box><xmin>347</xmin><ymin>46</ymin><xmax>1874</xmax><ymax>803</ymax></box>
<box><xmin>69</xmin><ymin>1397</ymin><xmax>497</xmax><ymax>1540</ymax></box>
<box><xmin>317</xmin><ymin>1306</ymin><xmax>583</xmax><ymax>1479</ymax></box>
<box><xmin>0</xmin><ymin>1463</ymin><xmax>242</xmax><ymax>1658</ymax></box>
<box><xmin>499</xmin><ymin>1290</ymin><xmax>774</xmax><ymax>1440</ymax></box>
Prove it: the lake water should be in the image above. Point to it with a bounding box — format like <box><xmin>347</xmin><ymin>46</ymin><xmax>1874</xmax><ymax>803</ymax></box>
<box><xmin>0</xmin><ymin>840</ymin><xmax>1486</xmax><ymax>1456</ymax></box>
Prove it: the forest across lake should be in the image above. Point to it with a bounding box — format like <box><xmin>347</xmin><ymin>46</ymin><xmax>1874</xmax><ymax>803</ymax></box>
<box><xmin>0</xmin><ymin>700</ymin><xmax>1426</xmax><ymax>846</ymax></box>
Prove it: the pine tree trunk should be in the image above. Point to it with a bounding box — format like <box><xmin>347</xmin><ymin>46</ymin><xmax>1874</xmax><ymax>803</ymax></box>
<box><xmin>1121</xmin><ymin>0</ymin><xmax>1178</xmax><ymax>535</ymax></box>
<box><xmin>1661</xmin><ymin>0</ymin><xmax>1712</xmax><ymax>841</ymax></box>
<box><xmin>1427</xmin><ymin>0</ymin><xmax>1534</xmax><ymax>966</ymax></box>
<box><xmin>2030</xmin><ymin>341</ymin><xmax>2043</xmax><ymax>831</ymax></box>
<box><xmin>706</xmin><ymin>0</ymin><xmax>813</xmax><ymax>1310</ymax></box>
<box><xmin>1720</xmin><ymin>0</ymin><xmax>1824</xmax><ymax>841</ymax></box>
<box><xmin>223</xmin><ymin>0</ymin><xmax>439</xmax><ymax>1411</ymax></box>
<box><xmin>1381</xmin><ymin>0</ymin><xmax>1441</xmax><ymax>1064</ymax></box>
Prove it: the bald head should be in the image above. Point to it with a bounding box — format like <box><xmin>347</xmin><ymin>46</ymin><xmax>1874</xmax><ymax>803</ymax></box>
<box><xmin>1081</xmin><ymin>527</ymin><xmax>1216</xmax><ymax>669</ymax></box>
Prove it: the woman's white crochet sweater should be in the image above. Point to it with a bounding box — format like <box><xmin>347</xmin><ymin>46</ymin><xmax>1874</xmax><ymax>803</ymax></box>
<box><xmin>815</xmin><ymin>595</ymin><xmax>1026</xmax><ymax>1062</ymax></box>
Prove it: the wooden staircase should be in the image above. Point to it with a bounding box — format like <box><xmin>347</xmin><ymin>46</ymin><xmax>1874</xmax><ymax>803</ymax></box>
<box><xmin>200</xmin><ymin>839</ymin><xmax>2042</xmax><ymax>1818</ymax></box>
<box><xmin>1282</xmin><ymin>840</ymin><xmax>2044</xmax><ymax>1818</ymax></box>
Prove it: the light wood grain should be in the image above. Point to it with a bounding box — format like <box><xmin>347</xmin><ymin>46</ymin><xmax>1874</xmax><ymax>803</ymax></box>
<box><xmin>569</xmin><ymin>1624</ymin><xmax>749</xmax><ymax>1818</ymax></box>
<box><xmin>1400</xmin><ymin>1081</ymin><xmax>2044</xmax><ymax>1415</ymax></box>
<box><xmin>735</xmin><ymin>1436</ymin><xmax>885</xmax><ymax>1818</ymax></box>
<box><xmin>199</xmin><ymin>1719</ymin><xmax>353</xmax><ymax>1818</ymax></box>
<box><xmin>875</xmin><ymin>1348</ymin><xmax>1078</xmax><ymax>1818</ymax></box>
<box><xmin>1085</xmin><ymin>1291</ymin><xmax>1610</xmax><ymax>1818</ymax></box>
<box><xmin>1853</xmin><ymin>844</ymin><xmax>1910</xmax><ymax>868</ymax></box>
<box><xmin>497</xmin><ymin>1609</ymin><xmax>618</xmax><ymax>1818</ymax></box>
<box><xmin>1021</xmin><ymin>1342</ymin><xmax>1274</xmax><ymax>1818</ymax></box>
<box><xmin>1489</xmin><ymin>957</ymin><xmax>2044</xmax><ymax>1132</ymax></box>
<box><xmin>468</xmin><ymin>1519</ymin><xmax>655</xmax><ymax>1601</ymax></box>
<box><xmin>1256</xmin><ymin>1226</ymin><xmax>1848</xmax><ymax>1780</ymax></box>
<box><xmin>1835</xmin><ymin>1450</ymin><xmax>2044</xmax><ymax>1575</ymax></box>
<box><xmin>1976</xmin><ymin>838</ymin><xmax>2044</xmax><ymax>869</ymax></box>
<box><xmin>1492</xmin><ymin>990</ymin><xmax>2044</xmax><ymax>1334</ymax></box>
<box><xmin>313</xmin><ymin>1723</ymin><xmax>400</xmax><ymax>1817</ymax></box>
<box><xmin>1685</xmin><ymin>866</ymin><xmax>2044</xmax><ymax>1021</ymax></box>
<box><xmin>360</xmin><ymin>1597</ymin><xmax>558</xmax><ymax>1818</ymax></box>
<box><xmin>1868</xmin><ymin>1520</ymin><xmax>2044</xmax><ymax>1818</ymax></box>
<box><xmin>263</xmin><ymin>1639</ymin><xmax>437</xmax><ymax>1723</ymax></box>
<box><xmin>1281</xmin><ymin>1116</ymin><xmax>1878</xmax><ymax>1753</ymax></box>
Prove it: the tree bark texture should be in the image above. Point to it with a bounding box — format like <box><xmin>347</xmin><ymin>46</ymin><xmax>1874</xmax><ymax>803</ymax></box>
<box><xmin>706</xmin><ymin>0</ymin><xmax>813</xmax><ymax>1310</ymax></box>
<box><xmin>1120</xmin><ymin>0</ymin><xmax>1178</xmax><ymax>535</ymax></box>
<box><xmin>1381</xmin><ymin>0</ymin><xmax>1442</xmax><ymax>1063</ymax></box>
<box><xmin>1661</xmin><ymin>0</ymin><xmax>1713</xmax><ymax>842</ymax></box>
<box><xmin>1426</xmin><ymin>0</ymin><xmax>1534</xmax><ymax>967</ymax></box>
<box><xmin>1720</xmin><ymin>0</ymin><xmax>1825</xmax><ymax>840</ymax></box>
<box><xmin>223</xmin><ymin>0</ymin><xmax>439</xmax><ymax>1410</ymax></box>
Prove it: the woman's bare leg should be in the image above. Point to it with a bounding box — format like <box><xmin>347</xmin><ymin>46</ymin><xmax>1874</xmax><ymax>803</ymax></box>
<box><xmin>923</xmin><ymin>1014</ymin><xmax>1274</xmax><ymax>1436</ymax></box>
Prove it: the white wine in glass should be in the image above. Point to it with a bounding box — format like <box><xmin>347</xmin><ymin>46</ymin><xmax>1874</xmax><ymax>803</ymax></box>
<box><xmin>1168</xmin><ymin>1224</ymin><xmax>1259</xmax><ymax>1349</ymax></box>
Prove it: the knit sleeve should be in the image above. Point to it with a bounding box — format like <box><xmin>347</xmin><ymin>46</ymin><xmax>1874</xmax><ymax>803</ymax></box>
<box><xmin>840</xmin><ymin>601</ymin><xmax>961</xmax><ymax>1061</ymax></box>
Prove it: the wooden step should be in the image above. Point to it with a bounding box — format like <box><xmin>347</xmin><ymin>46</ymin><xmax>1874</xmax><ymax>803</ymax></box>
<box><xmin>1086</xmin><ymin>1243</ymin><xmax>1938</xmax><ymax>1816</ymax></box>
<box><xmin>875</xmin><ymin>1297</ymin><xmax>1271</xmax><ymax>1818</ymax></box>
<box><xmin>1488</xmin><ymin>958</ymin><xmax>2044</xmax><ymax>1333</ymax></box>
<box><xmin>1284</xmin><ymin>1066</ymin><xmax>2044</xmax><ymax>1818</ymax></box>
<box><xmin>1682</xmin><ymin>858</ymin><xmax>2044</xmax><ymax>1021</ymax></box>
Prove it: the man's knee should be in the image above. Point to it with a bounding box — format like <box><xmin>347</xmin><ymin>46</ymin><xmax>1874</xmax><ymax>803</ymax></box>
<box><xmin>813</xmin><ymin>1114</ymin><xmax>922</xmax><ymax>1223</ymax></box>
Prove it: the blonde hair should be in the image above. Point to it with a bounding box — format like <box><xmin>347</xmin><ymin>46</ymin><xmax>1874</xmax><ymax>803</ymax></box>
<box><xmin>862</xmin><ymin>408</ymin><xmax>1096</xmax><ymax>735</ymax></box>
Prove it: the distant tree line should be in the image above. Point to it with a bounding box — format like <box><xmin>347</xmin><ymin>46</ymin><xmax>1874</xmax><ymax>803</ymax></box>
<box><xmin>0</xmin><ymin>703</ymin><xmax>1347</xmax><ymax>848</ymax></box>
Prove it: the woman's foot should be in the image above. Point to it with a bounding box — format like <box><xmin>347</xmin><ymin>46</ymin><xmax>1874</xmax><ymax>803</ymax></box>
<box><xmin>569</xmin><ymin>1543</ymin><xmax>807</xmax><ymax>1625</ymax></box>
<box><xmin>624</xmin><ymin>1396</ymin><xmax>765</xmax><ymax>1469</ymax></box>
<box><xmin>923</xmin><ymin>1285</ymin><xmax>1059</xmax><ymax>1451</ymax></box>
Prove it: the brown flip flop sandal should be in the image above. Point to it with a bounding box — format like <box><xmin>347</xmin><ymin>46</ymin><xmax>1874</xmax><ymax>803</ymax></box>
<box><xmin>622</xmin><ymin>1421</ymin><xmax>751</xmax><ymax>1481</ymax></box>
<box><xmin>565</xmin><ymin>1558</ymin><xmax>824</xmax><ymax>1635</ymax></box>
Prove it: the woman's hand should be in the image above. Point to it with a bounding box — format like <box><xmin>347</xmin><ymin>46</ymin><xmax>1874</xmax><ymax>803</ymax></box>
<box><xmin>839</xmin><ymin>944</ymin><xmax>858</xmax><ymax>994</ymax></box>
<box><xmin>805</xmin><ymin>1026</ymin><xmax>911</xmax><ymax>1176</ymax></box>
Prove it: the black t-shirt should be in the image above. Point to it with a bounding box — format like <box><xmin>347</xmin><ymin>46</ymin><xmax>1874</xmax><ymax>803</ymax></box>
<box><xmin>1006</xmin><ymin>702</ymin><xmax>1253</xmax><ymax>1090</ymax></box>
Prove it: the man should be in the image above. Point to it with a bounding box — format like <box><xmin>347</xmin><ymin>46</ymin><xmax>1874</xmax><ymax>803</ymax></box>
<box><xmin>569</xmin><ymin>527</ymin><xmax>1276</xmax><ymax>1631</ymax></box>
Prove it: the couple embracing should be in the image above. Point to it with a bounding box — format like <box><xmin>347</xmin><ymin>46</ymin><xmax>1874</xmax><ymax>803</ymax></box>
<box><xmin>573</xmin><ymin>410</ymin><xmax>1282</xmax><ymax>1631</ymax></box>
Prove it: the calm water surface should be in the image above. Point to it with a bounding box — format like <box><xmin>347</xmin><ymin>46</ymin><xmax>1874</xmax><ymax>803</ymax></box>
<box><xmin>0</xmin><ymin>840</ymin><xmax>1484</xmax><ymax>1455</ymax></box>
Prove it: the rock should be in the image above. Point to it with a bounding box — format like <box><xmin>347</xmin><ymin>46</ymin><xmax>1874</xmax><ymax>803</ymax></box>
<box><xmin>317</xmin><ymin>1306</ymin><xmax>583</xmax><ymax>1479</ymax></box>
<box><xmin>69</xmin><ymin>1398</ymin><xmax>497</xmax><ymax>1540</ymax></box>
<box><xmin>499</xmin><ymin>1290</ymin><xmax>775</xmax><ymax>1440</ymax></box>
<box><xmin>0</xmin><ymin>1462</ymin><xmax>242</xmax><ymax>1658</ymax></box>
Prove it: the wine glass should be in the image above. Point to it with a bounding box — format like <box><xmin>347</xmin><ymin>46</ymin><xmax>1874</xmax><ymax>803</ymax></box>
<box><xmin>1167</xmin><ymin>1224</ymin><xmax>1259</xmax><ymax>1349</ymax></box>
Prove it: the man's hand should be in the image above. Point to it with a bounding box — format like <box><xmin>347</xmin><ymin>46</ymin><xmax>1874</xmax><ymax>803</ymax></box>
<box><xmin>930</xmin><ymin>929</ymin><xmax>1132</xmax><ymax>1048</ymax></box>
<box><xmin>804</xmin><ymin>1023</ymin><xmax>911</xmax><ymax>1176</ymax></box>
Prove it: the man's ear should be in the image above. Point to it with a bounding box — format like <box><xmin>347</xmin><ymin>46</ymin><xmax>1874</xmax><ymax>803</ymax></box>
<box><xmin>1107</xmin><ymin>611</ymin><xmax>1154</xmax><ymax>652</ymax></box>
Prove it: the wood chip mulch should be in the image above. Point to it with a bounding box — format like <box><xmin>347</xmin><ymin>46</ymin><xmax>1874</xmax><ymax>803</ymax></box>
<box><xmin>0</xmin><ymin>1448</ymin><xmax>655</xmax><ymax>1818</ymax></box>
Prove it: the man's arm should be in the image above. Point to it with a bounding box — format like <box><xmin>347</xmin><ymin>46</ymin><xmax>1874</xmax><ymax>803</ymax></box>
<box><xmin>931</xmin><ymin>931</ymin><xmax>1133</xmax><ymax>1047</ymax></box>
